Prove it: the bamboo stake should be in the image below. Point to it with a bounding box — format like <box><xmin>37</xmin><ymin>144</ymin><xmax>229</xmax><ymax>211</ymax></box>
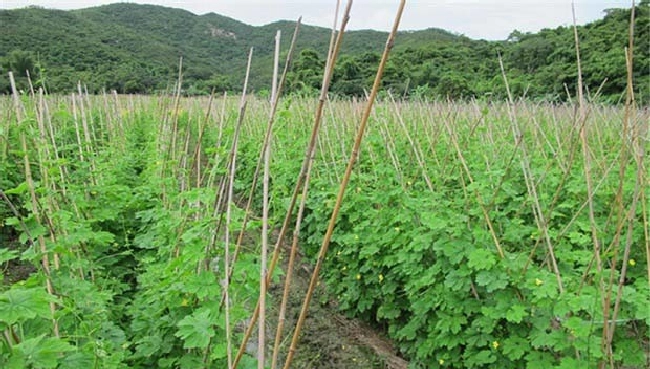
<box><xmin>499</xmin><ymin>54</ymin><xmax>563</xmax><ymax>293</ymax></box>
<box><xmin>571</xmin><ymin>3</ymin><xmax>609</xmax><ymax>366</ymax></box>
<box><xmin>9</xmin><ymin>71</ymin><xmax>59</xmax><ymax>338</ymax></box>
<box><xmin>388</xmin><ymin>92</ymin><xmax>433</xmax><ymax>191</ymax></box>
<box><xmin>223</xmin><ymin>48</ymin><xmax>254</xmax><ymax>369</ymax></box>
<box><xmin>223</xmin><ymin>19</ymin><xmax>302</xmax><ymax>322</ymax></box>
<box><xmin>257</xmin><ymin>29</ymin><xmax>281</xmax><ymax>369</ymax></box>
<box><xmin>232</xmin><ymin>8</ymin><xmax>354</xmax><ymax>366</ymax></box>
<box><xmin>607</xmin><ymin>0</ymin><xmax>643</xmax><ymax>349</ymax></box>
<box><xmin>282</xmin><ymin>2</ymin><xmax>405</xmax><ymax>367</ymax></box>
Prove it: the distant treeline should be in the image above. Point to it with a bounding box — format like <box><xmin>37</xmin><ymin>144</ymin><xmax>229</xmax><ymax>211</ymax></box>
<box><xmin>1</xmin><ymin>1</ymin><xmax>648</xmax><ymax>102</ymax></box>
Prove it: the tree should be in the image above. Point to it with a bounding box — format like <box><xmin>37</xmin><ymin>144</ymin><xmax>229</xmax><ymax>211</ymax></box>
<box><xmin>2</xmin><ymin>50</ymin><xmax>36</xmax><ymax>78</ymax></box>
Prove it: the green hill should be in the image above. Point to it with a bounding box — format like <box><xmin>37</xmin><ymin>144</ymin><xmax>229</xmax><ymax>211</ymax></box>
<box><xmin>1</xmin><ymin>2</ymin><xmax>648</xmax><ymax>101</ymax></box>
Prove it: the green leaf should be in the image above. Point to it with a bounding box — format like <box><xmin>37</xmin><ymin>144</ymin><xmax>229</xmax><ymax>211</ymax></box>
<box><xmin>175</xmin><ymin>308</ymin><xmax>215</xmax><ymax>349</ymax></box>
<box><xmin>59</xmin><ymin>351</ymin><xmax>95</xmax><ymax>369</ymax></box>
<box><xmin>419</xmin><ymin>211</ymin><xmax>448</xmax><ymax>231</ymax></box>
<box><xmin>179</xmin><ymin>354</ymin><xmax>203</xmax><ymax>369</ymax></box>
<box><xmin>556</xmin><ymin>357</ymin><xmax>589</xmax><ymax>369</ymax></box>
<box><xmin>502</xmin><ymin>336</ymin><xmax>529</xmax><ymax>360</ymax></box>
<box><xmin>13</xmin><ymin>335</ymin><xmax>75</xmax><ymax>369</ymax></box>
<box><xmin>0</xmin><ymin>248</ymin><xmax>19</xmax><ymax>264</ymax></box>
<box><xmin>464</xmin><ymin>349</ymin><xmax>496</xmax><ymax>366</ymax></box>
<box><xmin>211</xmin><ymin>342</ymin><xmax>228</xmax><ymax>360</ymax></box>
<box><xmin>505</xmin><ymin>304</ymin><xmax>528</xmax><ymax>323</ymax></box>
<box><xmin>4</xmin><ymin>182</ymin><xmax>29</xmax><ymax>195</ymax></box>
<box><xmin>467</xmin><ymin>248</ymin><xmax>497</xmax><ymax>271</ymax></box>
<box><xmin>0</xmin><ymin>288</ymin><xmax>55</xmax><ymax>324</ymax></box>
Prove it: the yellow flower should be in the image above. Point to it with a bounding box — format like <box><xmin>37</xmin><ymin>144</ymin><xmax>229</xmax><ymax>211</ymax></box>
<box><xmin>439</xmin><ymin>358</ymin><xmax>445</xmax><ymax>365</ymax></box>
<box><xmin>629</xmin><ymin>258</ymin><xmax>636</xmax><ymax>267</ymax></box>
<box><xmin>492</xmin><ymin>341</ymin><xmax>499</xmax><ymax>349</ymax></box>
<box><xmin>181</xmin><ymin>298</ymin><xmax>189</xmax><ymax>307</ymax></box>
<box><xmin>356</xmin><ymin>274</ymin><xmax>361</xmax><ymax>280</ymax></box>
<box><xmin>379</xmin><ymin>274</ymin><xmax>384</xmax><ymax>282</ymax></box>
<box><xmin>394</xmin><ymin>227</ymin><xmax>400</xmax><ymax>232</ymax></box>
<box><xmin>535</xmin><ymin>278</ymin><xmax>543</xmax><ymax>286</ymax></box>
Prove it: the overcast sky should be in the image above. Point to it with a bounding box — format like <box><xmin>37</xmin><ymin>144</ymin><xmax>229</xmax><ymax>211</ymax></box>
<box><xmin>1</xmin><ymin>0</ymin><xmax>635</xmax><ymax>40</ymax></box>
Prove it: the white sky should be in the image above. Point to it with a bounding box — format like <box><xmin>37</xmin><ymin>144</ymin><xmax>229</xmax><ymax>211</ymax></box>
<box><xmin>1</xmin><ymin>0</ymin><xmax>635</xmax><ymax>40</ymax></box>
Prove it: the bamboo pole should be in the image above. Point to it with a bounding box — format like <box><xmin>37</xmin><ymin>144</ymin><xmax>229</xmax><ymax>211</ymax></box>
<box><xmin>232</xmin><ymin>7</ymin><xmax>351</xmax><ymax>366</ymax></box>
<box><xmin>223</xmin><ymin>19</ymin><xmax>303</xmax><ymax>326</ymax></box>
<box><xmin>499</xmin><ymin>54</ymin><xmax>563</xmax><ymax>293</ymax></box>
<box><xmin>282</xmin><ymin>2</ymin><xmax>405</xmax><ymax>367</ymax></box>
<box><xmin>258</xmin><ymin>29</ymin><xmax>281</xmax><ymax>369</ymax></box>
<box><xmin>9</xmin><ymin>71</ymin><xmax>59</xmax><ymax>338</ymax></box>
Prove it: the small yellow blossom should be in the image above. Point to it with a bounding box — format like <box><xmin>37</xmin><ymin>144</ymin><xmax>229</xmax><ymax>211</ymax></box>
<box><xmin>181</xmin><ymin>298</ymin><xmax>189</xmax><ymax>307</ymax></box>
<box><xmin>439</xmin><ymin>358</ymin><xmax>445</xmax><ymax>365</ymax></box>
<box><xmin>535</xmin><ymin>278</ymin><xmax>543</xmax><ymax>286</ymax></box>
<box><xmin>379</xmin><ymin>274</ymin><xmax>384</xmax><ymax>282</ymax></box>
<box><xmin>629</xmin><ymin>258</ymin><xmax>636</xmax><ymax>267</ymax></box>
<box><xmin>395</xmin><ymin>227</ymin><xmax>400</xmax><ymax>232</ymax></box>
<box><xmin>356</xmin><ymin>274</ymin><xmax>361</xmax><ymax>280</ymax></box>
<box><xmin>492</xmin><ymin>341</ymin><xmax>499</xmax><ymax>349</ymax></box>
<box><xmin>407</xmin><ymin>181</ymin><xmax>412</xmax><ymax>186</ymax></box>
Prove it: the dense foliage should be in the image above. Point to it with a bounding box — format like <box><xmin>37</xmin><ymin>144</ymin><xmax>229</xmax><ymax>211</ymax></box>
<box><xmin>1</xmin><ymin>93</ymin><xmax>647</xmax><ymax>368</ymax></box>
<box><xmin>1</xmin><ymin>2</ymin><xmax>648</xmax><ymax>102</ymax></box>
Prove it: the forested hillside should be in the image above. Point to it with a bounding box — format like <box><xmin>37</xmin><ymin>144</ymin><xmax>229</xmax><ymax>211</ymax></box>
<box><xmin>1</xmin><ymin>1</ymin><xmax>648</xmax><ymax>102</ymax></box>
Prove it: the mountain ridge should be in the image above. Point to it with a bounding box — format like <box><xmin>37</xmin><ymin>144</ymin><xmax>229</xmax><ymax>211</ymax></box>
<box><xmin>1</xmin><ymin>2</ymin><xmax>648</xmax><ymax>101</ymax></box>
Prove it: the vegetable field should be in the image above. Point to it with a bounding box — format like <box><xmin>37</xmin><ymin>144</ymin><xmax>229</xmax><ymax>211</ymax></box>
<box><xmin>1</xmin><ymin>89</ymin><xmax>648</xmax><ymax>368</ymax></box>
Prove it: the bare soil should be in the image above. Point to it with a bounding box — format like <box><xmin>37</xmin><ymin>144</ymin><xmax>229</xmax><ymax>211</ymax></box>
<box><xmin>261</xmin><ymin>231</ymin><xmax>408</xmax><ymax>369</ymax></box>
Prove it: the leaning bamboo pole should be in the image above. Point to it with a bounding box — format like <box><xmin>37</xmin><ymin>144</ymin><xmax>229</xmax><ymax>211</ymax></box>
<box><xmin>232</xmin><ymin>5</ymin><xmax>348</xmax><ymax>366</ymax></box>
<box><xmin>9</xmin><ymin>71</ymin><xmax>59</xmax><ymax>338</ymax></box>
<box><xmin>271</xmin><ymin>3</ymin><xmax>342</xmax><ymax>368</ymax></box>
<box><xmin>282</xmin><ymin>1</ymin><xmax>406</xmax><ymax>367</ymax></box>
<box><xmin>259</xmin><ymin>29</ymin><xmax>282</xmax><ymax>369</ymax></box>
<box><xmin>222</xmin><ymin>19</ymin><xmax>302</xmax><ymax>323</ymax></box>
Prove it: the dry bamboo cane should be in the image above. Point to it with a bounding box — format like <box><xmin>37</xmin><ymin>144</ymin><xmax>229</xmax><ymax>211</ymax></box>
<box><xmin>221</xmin><ymin>18</ymin><xmax>303</xmax><ymax>316</ymax></box>
<box><xmin>77</xmin><ymin>82</ymin><xmax>97</xmax><ymax>184</ymax></box>
<box><xmin>71</xmin><ymin>94</ymin><xmax>85</xmax><ymax>163</ymax></box>
<box><xmin>571</xmin><ymin>3</ymin><xmax>610</xmax><ymax>366</ymax></box>
<box><xmin>282</xmin><ymin>2</ymin><xmax>406</xmax><ymax>367</ymax></box>
<box><xmin>271</xmin><ymin>5</ymin><xmax>342</xmax><ymax>368</ymax></box>
<box><xmin>204</xmin><ymin>48</ymin><xmax>253</xmax><ymax>277</ymax></box>
<box><xmin>160</xmin><ymin>57</ymin><xmax>184</xmax><ymax>207</ymax></box>
<box><xmin>607</xmin><ymin>1</ymin><xmax>642</xmax><ymax>349</ymax></box>
<box><xmin>9</xmin><ymin>71</ymin><xmax>59</xmax><ymax>337</ymax></box>
<box><xmin>232</xmin><ymin>6</ymin><xmax>352</xmax><ymax>367</ymax></box>
<box><xmin>204</xmin><ymin>93</ymin><xmax>229</xmax><ymax>188</ymax></box>
<box><xmin>499</xmin><ymin>55</ymin><xmax>563</xmax><ymax>293</ymax></box>
<box><xmin>189</xmin><ymin>92</ymin><xmax>215</xmax><ymax>189</ymax></box>
<box><xmin>257</xmin><ymin>29</ymin><xmax>281</xmax><ymax>369</ymax></box>
<box><xmin>441</xmin><ymin>110</ymin><xmax>505</xmax><ymax>259</ymax></box>
<box><xmin>222</xmin><ymin>47</ymin><xmax>254</xmax><ymax>369</ymax></box>
<box><xmin>35</xmin><ymin>90</ymin><xmax>63</xmax><ymax>271</ymax></box>
<box><xmin>388</xmin><ymin>92</ymin><xmax>433</xmax><ymax>191</ymax></box>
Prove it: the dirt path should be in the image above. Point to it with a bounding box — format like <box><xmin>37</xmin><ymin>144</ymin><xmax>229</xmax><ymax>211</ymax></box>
<box><xmin>262</xmin><ymin>238</ymin><xmax>408</xmax><ymax>369</ymax></box>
